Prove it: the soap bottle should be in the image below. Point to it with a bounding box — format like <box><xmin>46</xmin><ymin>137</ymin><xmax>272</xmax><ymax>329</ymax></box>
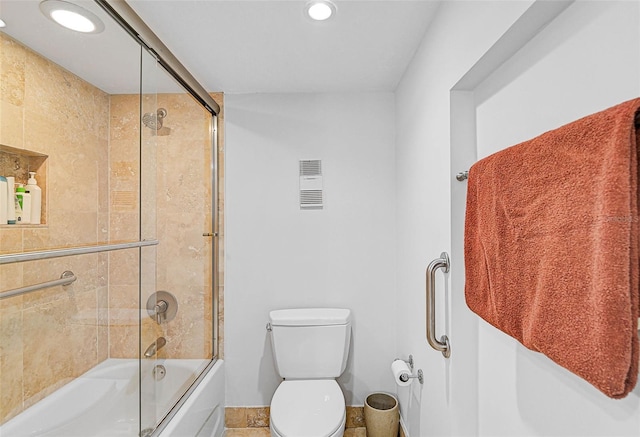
<box><xmin>26</xmin><ymin>172</ymin><xmax>41</xmax><ymax>224</ymax></box>
<box><xmin>6</xmin><ymin>176</ymin><xmax>15</xmax><ymax>224</ymax></box>
<box><xmin>0</xmin><ymin>176</ymin><xmax>7</xmax><ymax>225</ymax></box>
<box><xmin>15</xmin><ymin>184</ymin><xmax>31</xmax><ymax>224</ymax></box>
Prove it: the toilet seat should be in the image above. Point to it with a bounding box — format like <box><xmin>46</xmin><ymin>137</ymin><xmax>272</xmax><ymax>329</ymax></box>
<box><xmin>270</xmin><ymin>379</ymin><xmax>346</xmax><ymax>437</ymax></box>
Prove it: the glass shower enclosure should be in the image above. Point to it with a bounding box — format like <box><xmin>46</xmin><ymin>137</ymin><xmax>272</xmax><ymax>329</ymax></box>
<box><xmin>0</xmin><ymin>1</ymin><xmax>219</xmax><ymax>435</ymax></box>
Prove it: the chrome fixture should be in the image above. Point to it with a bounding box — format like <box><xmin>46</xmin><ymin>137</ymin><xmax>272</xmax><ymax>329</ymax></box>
<box><xmin>395</xmin><ymin>354</ymin><xmax>424</xmax><ymax>384</ymax></box>
<box><xmin>0</xmin><ymin>240</ymin><xmax>158</xmax><ymax>265</ymax></box>
<box><xmin>146</xmin><ymin>290</ymin><xmax>178</xmax><ymax>324</ymax></box>
<box><xmin>142</xmin><ymin>108</ymin><xmax>167</xmax><ymax>131</ymax></box>
<box><xmin>399</xmin><ymin>368</ymin><xmax>424</xmax><ymax>385</ymax></box>
<box><xmin>39</xmin><ymin>0</ymin><xmax>105</xmax><ymax>34</ymax></box>
<box><xmin>140</xmin><ymin>428</ymin><xmax>154</xmax><ymax>437</ymax></box>
<box><xmin>154</xmin><ymin>300</ymin><xmax>168</xmax><ymax>323</ymax></box>
<box><xmin>0</xmin><ymin>270</ymin><xmax>76</xmax><ymax>300</ymax></box>
<box><xmin>144</xmin><ymin>337</ymin><xmax>167</xmax><ymax>358</ymax></box>
<box><xmin>456</xmin><ymin>171</ymin><xmax>469</xmax><ymax>181</ymax></box>
<box><xmin>153</xmin><ymin>364</ymin><xmax>166</xmax><ymax>381</ymax></box>
<box><xmin>426</xmin><ymin>252</ymin><xmax>451</xmax><ymax>358</ymax></box>
<box><xmin>396</xmin><ymin>354</ymin><xmax>414</xmax><ymax>370</ymax></box>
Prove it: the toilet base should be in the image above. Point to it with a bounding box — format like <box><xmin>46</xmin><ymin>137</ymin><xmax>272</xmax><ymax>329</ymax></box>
<box><xmin>269</xmin><ymin>415</ymin><xmax>345</xmax><ymax>437</ymax></box>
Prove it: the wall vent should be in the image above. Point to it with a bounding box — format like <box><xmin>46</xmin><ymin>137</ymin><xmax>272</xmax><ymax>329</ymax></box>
<box><xmin>299</xmin><ymin>160</ymin><xmax>323</xmax><ymax>210</ymax></box>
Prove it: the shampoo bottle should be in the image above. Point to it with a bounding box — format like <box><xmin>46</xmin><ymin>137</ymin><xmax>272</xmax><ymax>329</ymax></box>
<box><xmin>15</xmin><ymin>184</ymin><xmax>31</xmax><ymax>224</ymax></box>
<box><xmin>0</xmin><ymin>176</ymin><xmax>7</xmax><ymax>225</ymax></box>
<box><xmin>26</xmin><ymin>172</ymin><xmax>41</xmax><ymax>224</ymax></box>
<box><xmin>6</xmin><ymin>176</ymin><xmax>15</xmax><ymax>224</ymax></box>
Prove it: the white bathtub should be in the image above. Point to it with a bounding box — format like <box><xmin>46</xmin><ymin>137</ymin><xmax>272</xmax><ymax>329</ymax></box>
<box><xmin>0</xmin><ymin>358</ymin><xmax>224</xmax><ymax>437</ymax></box>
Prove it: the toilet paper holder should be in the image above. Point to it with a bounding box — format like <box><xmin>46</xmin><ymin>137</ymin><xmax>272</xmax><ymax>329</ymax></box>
<box><xmin>395</xmin><ymin>355</ymin><xmax>424</xmax><ymax>384</ymax></box>
<box><xmin>400</xmin><ymin>369</ymin><xmax>424</xmax><ymax>384</ymax></box>
<box><xmin>396</xmin><ymin>354</ymin><xmax>414</xmax><ymax>370</ymax></box>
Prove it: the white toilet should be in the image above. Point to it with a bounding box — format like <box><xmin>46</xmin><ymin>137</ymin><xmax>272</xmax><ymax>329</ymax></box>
<box><xmin>268</xmin><ymin>308</ymin><xmax>352</xmax><ymax>437</ymax></box>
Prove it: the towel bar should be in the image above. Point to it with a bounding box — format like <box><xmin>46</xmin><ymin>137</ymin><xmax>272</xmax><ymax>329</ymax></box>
<box><xmin>456</xmin><ymin>114</ymin><xmax>640</xmax><ymax>183</ymax></box>
<box><xmin>426</xmin><ymin>252</ymin><xmax>451</xmax><ymax>358</ymax></box>
<box><xmin>456</xmin><ymin>171</ymin><xmax>469</xmax><ymax>181</ymax></box>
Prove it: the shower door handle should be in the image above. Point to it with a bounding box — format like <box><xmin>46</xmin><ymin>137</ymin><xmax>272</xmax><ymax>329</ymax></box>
<box><xmin>425</xmin><ymin>252</ymin><xmax>451</xmax><ymax>358</ymax></box>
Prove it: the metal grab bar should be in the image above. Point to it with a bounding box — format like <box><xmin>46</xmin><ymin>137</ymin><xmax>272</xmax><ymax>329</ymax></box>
<box><xmin>0</xmin><ymin>270</ymin><xmax>76</xmax><ymax>300</ymax></box>
<box><xmin>426</xmin><ymin>252</ymin><xmax>451</xmax><ymax>358</ymax></box>
<box><xmin>0</xmin><ymin>239</ymin><xmax>159</xmax><ymax>265</ymax></box>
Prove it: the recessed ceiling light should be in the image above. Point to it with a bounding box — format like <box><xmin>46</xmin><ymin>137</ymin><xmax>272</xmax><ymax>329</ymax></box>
<box><xmin>39</xmin><ymin>0</ymin><xmax>105</xmax><ymax>34</ymax></box>
<box><xmin>306</xmin><ymin>0</ymin><xmax>336</xmax><ymax>21</ymax></box>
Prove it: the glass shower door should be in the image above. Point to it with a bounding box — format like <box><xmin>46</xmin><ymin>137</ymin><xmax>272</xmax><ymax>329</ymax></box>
<box><xmin>138</xmin><ymin>48</ymin><xmax>216</xmax><ymax>434</ymax></box>
<box><xmin>0</xmin><ymin>2</ymin><xmax>217</xmax><ymax>435</ymax></box>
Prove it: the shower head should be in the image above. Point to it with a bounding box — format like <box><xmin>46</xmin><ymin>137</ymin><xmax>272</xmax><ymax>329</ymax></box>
<box><xmin>142</xmin><ymin>108</ymin><xmax>167</xmax><ymax>130</ymax></box>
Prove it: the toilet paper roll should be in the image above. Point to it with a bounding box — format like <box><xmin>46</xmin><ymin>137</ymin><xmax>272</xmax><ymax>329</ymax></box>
<box><xmin>391</xmin><ymin>359</ymin><xmax>412</xmax><ymax>387</ymax></box>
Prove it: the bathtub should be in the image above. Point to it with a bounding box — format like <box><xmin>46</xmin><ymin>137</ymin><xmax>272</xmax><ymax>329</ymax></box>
<box><xmin>0</xmin><ymin>358</ymin><xmax>224</xmax><ymax>437</ymax></box>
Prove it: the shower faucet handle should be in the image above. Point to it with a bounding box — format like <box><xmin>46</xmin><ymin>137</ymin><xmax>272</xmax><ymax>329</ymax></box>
<box><xmin>154</xmin><ymin>300</ymin><xmax>168</xmax><ymax>324</ymax></box>
<box><xmin>146</xmin><ymin>291</ymin><xmax>178</xmax><ymax>325</ymax></box>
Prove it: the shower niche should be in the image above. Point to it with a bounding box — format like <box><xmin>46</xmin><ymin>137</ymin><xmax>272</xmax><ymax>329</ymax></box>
<box><xmin>0</xmin><ymin>144</ymin><xmax>48</xmax><ymax>225</ymax></box>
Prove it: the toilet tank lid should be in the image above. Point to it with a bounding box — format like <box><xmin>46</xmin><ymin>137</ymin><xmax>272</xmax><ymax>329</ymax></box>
<box><xmin>269</xmin><ymin>308</ymin><xmax>351</xmax><ymax>326</ymax></box>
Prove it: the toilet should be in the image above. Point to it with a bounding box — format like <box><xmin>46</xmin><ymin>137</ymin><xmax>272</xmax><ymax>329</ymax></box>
<box><xmin>268</xmin><ymin>308</ymin><xmax>352</xmax><ymax>437</ymax></box>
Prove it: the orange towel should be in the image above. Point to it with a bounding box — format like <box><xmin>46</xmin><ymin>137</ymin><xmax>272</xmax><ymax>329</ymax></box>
<box><xmin>465</xmin><ymin>98</ymin><xmax>640</xmax><ymax>399</ymax></box>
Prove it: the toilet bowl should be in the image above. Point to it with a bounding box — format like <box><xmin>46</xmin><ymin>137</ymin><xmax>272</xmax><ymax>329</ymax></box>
<box><xmin>267</xmin><ymin>308</ymin><xmax>352</xmax><ymax>437</ymax></box>
<box><xmin>270</xmin><ymin>380</ymin><xmax>346</xmax><ymax>437</ymax></box>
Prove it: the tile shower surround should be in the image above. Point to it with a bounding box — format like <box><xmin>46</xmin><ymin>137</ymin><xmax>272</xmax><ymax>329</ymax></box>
<box><xmin>0</xmin><ymin>32</ymin><xmax>225</xmax><ymax>424</ymax></box>
<box><xmin>0</xmin><ymin>32</ymin><xmax>110</xmax><ymax>422</ymax></box>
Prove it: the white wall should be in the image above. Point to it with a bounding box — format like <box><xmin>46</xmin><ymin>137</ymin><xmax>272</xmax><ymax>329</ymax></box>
<box><xmin>473</xmin><ymin>1</ymin><xmax>640</xmax><ymax>435</ymax></box>
<box><xmin>394</xmin><ymin>2</ymin><xmax>534</xmax><ymax>435</ymax></box>
<box><xmin>224</xmin><ymin>2</ymin><xmax>640</xmax><ymax>434</ymax></box>
<box><xmin>224</xmin><ymin>93</ymin><xmax>397</xmax><ymax>407</ymax></box>
<box><xmin>397</xmin><ymin>0</ymin><xmax>640</xmax><ymax>436</ymax></box>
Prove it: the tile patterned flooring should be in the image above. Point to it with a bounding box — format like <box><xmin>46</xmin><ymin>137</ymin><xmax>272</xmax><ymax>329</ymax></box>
<box><xmin>223</xmin><ymin>428</ymin><xmax>270</xmax><ymax>437</ymax></box>
<box><xmin>223</xmin><ymin>428</ymin><xmax>368</xmax><ymax>436</ymax></box>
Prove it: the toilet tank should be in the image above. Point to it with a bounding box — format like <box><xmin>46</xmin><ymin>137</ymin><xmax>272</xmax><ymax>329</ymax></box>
<box><xmin>269</xmin><ymin>308</ymin><xmax>352</xmax><ymax>379</ymax></box>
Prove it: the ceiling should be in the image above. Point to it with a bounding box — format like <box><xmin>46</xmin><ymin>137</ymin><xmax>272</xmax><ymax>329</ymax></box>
<box><xmin>127</xmin><ymin>0</ymin><xmax>441</xmax><ymax>94</ymax></box>
<box><xmin>0</xmin><ymin>0</ymin><xmax>440</xmax><ymax>94</ymax></box>
<box><xmin>0</xmin><ymin>0</ymin><xmax>164</xmax><ymax>94</ymax></box>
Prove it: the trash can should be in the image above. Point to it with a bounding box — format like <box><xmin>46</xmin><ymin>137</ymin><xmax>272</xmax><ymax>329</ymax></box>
<box><xmin>364</xmin><ymin>392</ymin><xmax>399</xmax><ymax>437</ymax></box>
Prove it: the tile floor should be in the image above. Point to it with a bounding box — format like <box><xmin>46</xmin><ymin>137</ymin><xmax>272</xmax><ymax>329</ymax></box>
<box><xmin>223</xmin><ymin>428</ymin><xmax>368</xmax><ymax>436</ymax></box>
<box><xmin>223</xmin><ymin>428</ymin><xmax>270</xmax><ymax>437</ymax></box>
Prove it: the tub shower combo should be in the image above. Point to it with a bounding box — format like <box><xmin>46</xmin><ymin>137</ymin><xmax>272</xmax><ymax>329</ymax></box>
<box><xmin>0</xmin><ymin>1</ymin><xmax>223</xmax><ymax>436</ymax></box>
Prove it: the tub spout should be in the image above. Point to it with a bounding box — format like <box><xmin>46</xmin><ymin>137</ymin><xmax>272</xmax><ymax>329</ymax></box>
<box><xmin>144</xmin><ymin>337</ymin><xmax>167</xmax><ymax>358</ymax></box>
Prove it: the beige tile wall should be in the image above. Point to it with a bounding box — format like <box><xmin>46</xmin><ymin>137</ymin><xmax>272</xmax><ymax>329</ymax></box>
<box><xmin>0</xmin><ymin>33</ymin><xmax>110</xmax><ymax>423</ymax></box>
<box><xmin>108</xmin><ymin>92</ymin><xmax>223</xmax><ymax>360</ymax></box>
<box><xmin>0</xmin><ymin>32</ymin><xmax>224</xmax><ymax>424</ymax></box>
<box><xmin>107</xmin><ymin>94</ymin><xmax>144</xmax><ymax>359</ymax></box>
